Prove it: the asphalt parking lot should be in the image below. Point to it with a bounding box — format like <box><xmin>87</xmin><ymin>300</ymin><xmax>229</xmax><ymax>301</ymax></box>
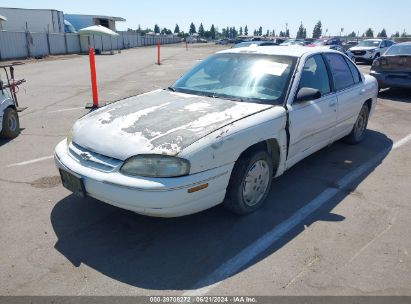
<box><xmin>0</xmin><ymin>44</ymin><xmax>410</xmax><ymax>296</ymax></box>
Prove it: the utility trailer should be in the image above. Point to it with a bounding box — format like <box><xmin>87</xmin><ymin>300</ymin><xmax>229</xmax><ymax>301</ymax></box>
<box><xmin>0</xmin><ymin>62</ymin><xmax>26</xmax><ymax>139</ymax></box>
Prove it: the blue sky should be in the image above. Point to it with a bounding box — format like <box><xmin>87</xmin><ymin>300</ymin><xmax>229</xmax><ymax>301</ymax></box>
<box><xmin>1</xmin><ymin>0</ymin><xmax>410</xmax><ymax>36</ymax></box>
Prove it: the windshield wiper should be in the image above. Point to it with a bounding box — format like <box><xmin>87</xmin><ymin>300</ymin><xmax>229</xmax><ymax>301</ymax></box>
<box><xmin>167</xmin><ymin>86</ymin><xmax>176</xmax><ymax>92</ymax></box>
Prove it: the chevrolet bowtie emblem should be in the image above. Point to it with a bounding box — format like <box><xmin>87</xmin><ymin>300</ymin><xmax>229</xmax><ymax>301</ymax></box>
<box><xmin>79</xmin><ymin>152</ymin><xmax>92</xmax><ymax>161</ymax></box>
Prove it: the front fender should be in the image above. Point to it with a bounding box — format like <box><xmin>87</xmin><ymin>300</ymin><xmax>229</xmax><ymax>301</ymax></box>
<box><xmin>179</xmin><ymin>106</ymin><xmax>288</xmax><ymax>175</ymax></box>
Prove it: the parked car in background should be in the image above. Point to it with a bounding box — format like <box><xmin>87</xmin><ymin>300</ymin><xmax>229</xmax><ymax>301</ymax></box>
<box><xmin>349</xmin><ymin>39</ymin><xmax>395</xmax><ymax>63</ymax></box>
<box><xmin>232</xmin><ymin>41</ymin><xmax>278</xmax><ymax>48</ymax></box>
<box><xmin>272</xmin><ymin>38</ymin><xmax>286</xmax><ymax>45</ymax></box>
<box><xmin>342</xmin><ymin>41</ymin><xmax>359</xmax><ymax>51</ymax></box>
<box><xmin>317</xmin><ymin>45</ymin><xmax>355</xmax><ymax>61</ymax></box>
<box><xmin>304</xmin><ymin>38</ymin><xmax>316</xmax><ymax>45</ymax></box>
<box><xmin>280</xmin><ymin>39</ymin><xmax>305</xmax><ymax>46</ymax></box>
<box><xmin>0</xmin><ymin>84</ymin><xmax>19</xmax><ymax>139</ymax></box>
<box><xmin>370</xmin><ymin>42</ymin><xmax>411</xmax><ymax>89</ymax></box>
<box><xmin>215</xmin><ymin>39</ymin><xmax>229</xmax><ymax>45</ymax></box>
<box><xmin>310</xmin><ymin>38</ymin><xmax>342</xmax><ymax>46</ymax></box>
<box><xmin>55</xmin><ymin>47</ymin><xmax>378</xmax><ymax>217</ymax></box>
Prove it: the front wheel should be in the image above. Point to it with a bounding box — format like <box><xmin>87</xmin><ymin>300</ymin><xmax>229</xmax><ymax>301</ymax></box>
<box><xmin>0</xmin><ymin>107</ymin><xmax>20</xmax><ymax>139</ymax></box>
<box><xmin>224</xmin><ymin>150</ymin><xmax>273</xmax><ymax>215</ymax></box>
<box><xmin>344</xmin><ymin>104</ymin><xmax>369</xmax><ymax>144</ymax></box>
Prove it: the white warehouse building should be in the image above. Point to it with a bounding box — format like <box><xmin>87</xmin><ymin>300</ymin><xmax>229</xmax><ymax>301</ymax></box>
<box><xmin>64</xmin><ymin>14</ymin><xmax>126</xmax><ymax>32</ymax></box>
<box><xmin>0</xmin><ymin>7</ymin><xmax>64</xmax><ymax>33</ymax></box>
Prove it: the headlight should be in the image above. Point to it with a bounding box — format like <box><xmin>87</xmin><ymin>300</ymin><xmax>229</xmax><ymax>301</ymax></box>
<box><xmin>66</xmin><ymin>129</ymin><xmax>73</xmax><ymax>147</ymax></box>
<box><xmin>120</xmin><ymin>155</ymin><xmax>190</xmax><ymax>178</ymax></box>
<box><xmin>368</xmin><ymin>49</ymin><xmax>376</xmax><ymax>53</ymax></box>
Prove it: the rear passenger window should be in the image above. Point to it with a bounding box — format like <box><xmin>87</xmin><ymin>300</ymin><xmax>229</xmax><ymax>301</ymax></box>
<box><xmin>324</xmin><ymin>53</ymin><xmax>355</xmax><ymax>90</ymax></box>
<box><xmin>344</xmin><ymin>57</ymin><xmax>361</xmax><ymax>84</ymax></box>
<box><xmin>299</xmin><ymin>55</ymin><xmax>331</xmax><ymax>96</ymax></box>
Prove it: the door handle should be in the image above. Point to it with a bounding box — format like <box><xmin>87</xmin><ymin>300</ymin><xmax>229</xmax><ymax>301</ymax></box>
<box><xmin>359</xmin><ymin>88</ymin><xmax>366</xmax><ymax>95</ymax></box>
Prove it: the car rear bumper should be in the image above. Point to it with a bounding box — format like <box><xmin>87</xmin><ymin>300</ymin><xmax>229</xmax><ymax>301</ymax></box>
<box><xmin>54</xmin><ymin>140</ymin><xmax>233</xmax><ymax>217</ymax></box>
<box><xmin>370</xmin><ymin>71</ymin><xmax>411</xmax><ymax>89</ymax></box>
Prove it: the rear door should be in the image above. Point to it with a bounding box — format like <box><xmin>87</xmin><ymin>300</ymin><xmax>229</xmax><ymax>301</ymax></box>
<box><xmin>323</xmin><ymin>53</ymin><xmax>364</xmax><ymax>139</ymax></box>
<box><xmin>286</xmin><ymin>54</ymin><xmax>338</xmax><ymax>167</ymax></box>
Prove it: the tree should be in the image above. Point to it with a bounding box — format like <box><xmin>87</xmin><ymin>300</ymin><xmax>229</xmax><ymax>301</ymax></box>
<box><xmin>296</xmin><ymin>22</ymin><xmax>307</xmax><ymax>39</ymax></box>
<box><xmin>312</xmin><ymin>21</ymin><xmax>322</xmax><ymax>39</ymax></box>
<box><xmin>279</xmin><ymin>31</ymin><xmax>285</xmax><ymax>37</ymax></box>
<box><xmin>272</xmin><ymin>29</ymin><xmax>276</xmax><ymax>37</ymax></box>
<box><xmin>347</xmin><ymin>31</ymin><xmax>356</xmax><ymax>38</ymax></box>
<box><xmin>210</xmin><ymin>24</ymin><xmax>216</xmax><ymax>39</ymax></box>
<box><xmin>198</xmin><ymin>23</ymin><xmax>205</xmax><ymax>37</ymax></box>
<box><xmin>266</xmin><ymin>29</ymin><xmax>269</xmax><ymax>36</ymax></box>
<box><xmin>239</xmin><ymin>27</ymin><xmax>243</xmax><ymax>36</ymax></box>
<box><xmin>174</xmin><ymin>24</ymin><xmax>180</xmax><ymax>34</ymax></box>
<box><xmin>365</xmin><ymin>28</ymin><xmax>374</xmax><ymax>37</ymax></box>
<box><xmin>401</xmin><ymin>30</ymin><xmax>409</xmax><ymax>37</ymax></box>
<box><xmin>154</xmin><ymin>24</ymin><xmax>160</xmax><ymax>34</ymax></box>
<box><xmin>189</xmin><ymin>22</ymin><xmax>196</xmax><ymax>34</ymax></box>
<box><xmin>377</xmin><ymin>29</ymin><xmax>387</xmax><ymax>38</ymax></box>
<box><xmin>161</xmin><ymin>28</ymin><xmax>172</xmax><ymax>35</ymax></box>
<box><xmin>285</xmin><ymin>28</ymin><xmax>290</xmax><ymax>37</ymax></box>
<box><xmin>244</xmin><ymin>25</ymin><xmax>248</xmax><ymax>36</ymax></box>
<box><xmin>392</xmin><ymin>31</ymin><xmax>400</xmax><ymax>38</ymax></box>
<box><xmin>258</xmin><ymin>26</ymin><xmax>263</xmax><ymax>36</ymax></box>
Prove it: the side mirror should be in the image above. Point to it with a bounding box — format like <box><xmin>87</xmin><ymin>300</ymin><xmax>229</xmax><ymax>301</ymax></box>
<box><xmin>295</xmin><ymin>87</ymin><xmax>321</xmax><ymax>103</ymax></box>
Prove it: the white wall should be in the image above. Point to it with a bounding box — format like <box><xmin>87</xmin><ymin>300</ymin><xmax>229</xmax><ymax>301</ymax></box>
<box><xmin>0</xmin><ymin>7</ymin><xmax>64</xmax><ymax>33</ymax></box>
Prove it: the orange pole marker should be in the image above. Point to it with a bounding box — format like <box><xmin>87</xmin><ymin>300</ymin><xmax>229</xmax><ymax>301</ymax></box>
<box><xmin>157</xmin><ymin>41</ymin><xmax>161</xmax><ymax>65</ymax></box>
<box><xmin>89</xmin><ymin>47</ymin><xmax>98</xmax><ymax>107</ymax></box>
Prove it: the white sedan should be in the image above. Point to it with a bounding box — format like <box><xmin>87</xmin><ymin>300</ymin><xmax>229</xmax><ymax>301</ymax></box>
<box><xmin>55</xmin><ymin>46</ymin><xmax>378</xmax><ymax>217</ymax></box>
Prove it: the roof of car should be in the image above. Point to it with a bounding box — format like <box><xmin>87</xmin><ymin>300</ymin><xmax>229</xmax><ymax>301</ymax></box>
<box><xmin>395</xmin><ymin>41</ymin><xmax>411</xmax><ymax>45</ymax></box>
<box><xmin>363</xmin><ymin>38</ymin><xmax>387</xmax><ymax>41</ymax></box>
<box><xmin>218</xmin><ymin>45</ymin><xmax>340</xmax><ymax>57</ymax></box>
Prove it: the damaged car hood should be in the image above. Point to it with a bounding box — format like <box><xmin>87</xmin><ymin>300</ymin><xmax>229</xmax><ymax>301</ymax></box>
<box><xmin>72</xmin><ymin>90</ymin><xmax>273</xmax><ymax>160</ymax></box>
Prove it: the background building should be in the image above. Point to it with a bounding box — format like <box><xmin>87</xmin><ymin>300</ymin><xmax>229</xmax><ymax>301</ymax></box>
<box><xmin>64</xmin><ymin>14</ymin><xmax>126</xmax><ymax>32</ymax></box>
<box><xmin>0</xmin><ymin>7</ymin><xmax>64</xmax><ymax>33</ymax></box>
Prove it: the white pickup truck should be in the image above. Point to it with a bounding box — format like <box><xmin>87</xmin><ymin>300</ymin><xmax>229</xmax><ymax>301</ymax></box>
<box><xmin>55</xmin><ymin>46</ymin><xmax>378</xmax><ymax>217</ymax></box>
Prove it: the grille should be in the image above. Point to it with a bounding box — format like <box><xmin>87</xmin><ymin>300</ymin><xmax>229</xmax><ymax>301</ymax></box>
<box><xmin>353</xmin><ymin>51</ymin><xmax>366</xmax><ymax>56</ymax></box>
<box><xmin>68</xmin><ymin>142</ymin><xmax>122</xmax><ymax>172</ymax></box>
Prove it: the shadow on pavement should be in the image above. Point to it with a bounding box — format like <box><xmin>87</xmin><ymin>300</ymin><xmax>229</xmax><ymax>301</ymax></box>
<box><xmin>51</xmin><ymin>130</ymin><xmax>392</xmax><ymax>290</ymax></box>
<box><xmin>0</xmin><ymin>139</ymin><xmax>12</xmax><ymax>147</ymax></box>
<box><xmin>378</xmin><ymin>88</ymin><xmax>411</xmax><ymax>103</ymax></box>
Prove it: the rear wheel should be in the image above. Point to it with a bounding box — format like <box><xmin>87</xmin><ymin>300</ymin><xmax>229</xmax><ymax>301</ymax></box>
<box><xmin>224</xmin><ymin>149</ymin><xmax>273</xmax><ymax>215</ymax></box>
<box><xmin>344</xmin><ymin>104</ymin><xmax>369</xmax><ymax>144</ymax></box>
<box><xmin>0</xmin><ymin>107</ymin><xmax>20</xmax><ymax>139</ymax></box>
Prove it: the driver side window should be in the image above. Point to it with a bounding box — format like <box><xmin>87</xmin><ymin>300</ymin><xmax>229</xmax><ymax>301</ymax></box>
<box><xmin>299</xmin><ymin>55</ymin><xmax>331</xmax><ymax>96</ymax></box>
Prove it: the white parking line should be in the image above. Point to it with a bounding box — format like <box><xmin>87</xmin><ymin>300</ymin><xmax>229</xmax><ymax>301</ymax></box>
<box><xmin>184</xmin><ymin>132</ymin><xmax>411</xmax><ymax>296</ymax></box>
<box><xmin>48</xmin><ymin>107</ymin><xmax>85</xmax><ymax>113</ymax></box>
<box><xmin>7</xmin><ymin>155</ymin><xmax>54</xmax><ymax>167</ymax></box>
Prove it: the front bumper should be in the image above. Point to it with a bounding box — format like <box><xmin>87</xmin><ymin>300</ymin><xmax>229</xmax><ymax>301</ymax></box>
<box><xmin>370</xmin><ymin>71</ymin><xmax>411</xmax><ymax>89</ymax></box>
<box><xmin>54</xmin><ymin>140</ymin><xmax>233</xmax><ymax>217</ymax></box>
<box><xmin>352</xmin><ymin>52</ymin><xmax>376</xmax><ymax>62</ymax></box>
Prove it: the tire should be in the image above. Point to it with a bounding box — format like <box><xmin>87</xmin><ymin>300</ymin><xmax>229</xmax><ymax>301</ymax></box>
<box><xmin>344</xmin><ymin>103</ymin><xmax>369</xmax><ymax>145</ymax></box>
<box><xmin>224</xmin><ymin>149</ymin><xmax>273</xmax><ymax>215</ymax></box>
<box><xmin>0</xmin><ymin>107</ymin><xmax>20</xmax><ymax>139</ymax></box>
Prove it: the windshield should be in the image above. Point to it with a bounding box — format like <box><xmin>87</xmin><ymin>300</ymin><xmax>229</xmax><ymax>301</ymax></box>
<box><xmin>233</xmin><ymin>42</ymin><xmax>257</xmax><ymax>48</ymax></box>
<box><xmin>385</xmin><ymin>44</ymin><xmax>411</xmax><ymax>56</ymax></box>
<box><xmin>171</xmin><ymin>53</ymin><xmax>296</xmax><ymax>104</ymax></box>
<box><xmin>358</xmin><ymin>40</ymin><xmax>381</xmax><ymax>47</ymax></box>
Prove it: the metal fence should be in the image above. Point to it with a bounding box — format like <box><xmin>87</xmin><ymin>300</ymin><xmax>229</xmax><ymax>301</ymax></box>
<box><xmin>0</xmin><ymin>30</ymin><xmax>181</xmax><ymax>60</ymax></box>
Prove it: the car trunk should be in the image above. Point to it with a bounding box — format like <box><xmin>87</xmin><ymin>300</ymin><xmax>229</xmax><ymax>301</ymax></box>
<box><xmin>379</xmin><ymin>56</ymin><xmax>411</xmax><ymax>72</ymax></box>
